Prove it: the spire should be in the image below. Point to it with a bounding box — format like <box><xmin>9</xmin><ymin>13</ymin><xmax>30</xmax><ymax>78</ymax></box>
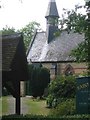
<box><xmin>45</xmin><ymin>0</ymin><xmax>59</xmax><ymax>18</ymax></box>
<box><xmin>45</xmin><ymin>0</ymin><xmax>59</xmax><ymax>43</ymax></box>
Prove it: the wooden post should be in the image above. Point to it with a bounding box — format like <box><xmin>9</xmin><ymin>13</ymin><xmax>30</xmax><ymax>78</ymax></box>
<box><xmin>16</xmin><ymin>97</ymin><xmax>20</xmax><ymax>115</ymax></box>
<box><xmin>15</xmin><ymin>81</ymin><xmax>20</xmax><ymax>115</ymax></box>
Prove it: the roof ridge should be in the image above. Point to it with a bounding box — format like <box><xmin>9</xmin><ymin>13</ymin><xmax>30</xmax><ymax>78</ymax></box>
<box><xmin>26</xmin><ymin>30</ymin><xmax>37</xmax><ymax>56</ymax></box>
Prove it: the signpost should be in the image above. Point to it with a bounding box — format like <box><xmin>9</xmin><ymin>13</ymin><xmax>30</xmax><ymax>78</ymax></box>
<box><xmin>76</xmin><ymin>77</ymin><xmax>90</xmax><ymax>114</ymax></box>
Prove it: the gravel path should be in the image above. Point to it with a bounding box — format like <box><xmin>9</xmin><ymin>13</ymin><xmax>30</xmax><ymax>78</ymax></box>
<box><xmin>4</xmin><ymin>96</ymin><xmax>29</xmax><ymax>115</ymax></box>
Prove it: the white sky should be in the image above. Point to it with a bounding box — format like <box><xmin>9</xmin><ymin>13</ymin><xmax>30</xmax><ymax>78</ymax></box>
<box><xmin>0</xmin><ymin>0</ymin><xmax>85</xmax><ymax>31</ymax></box>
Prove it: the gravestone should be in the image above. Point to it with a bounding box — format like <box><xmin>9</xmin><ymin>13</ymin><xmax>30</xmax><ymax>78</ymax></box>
<box><xmin>76</xmin><ymin>77</ymin><xmax>90</xmax><ymax>114</ymax></box>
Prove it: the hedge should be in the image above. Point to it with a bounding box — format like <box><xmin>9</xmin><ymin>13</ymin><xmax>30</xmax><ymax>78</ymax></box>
<box><xmin>1</xmin><ymin>114</ymin><xmax>90</xmax><ymax>120</ymax></box>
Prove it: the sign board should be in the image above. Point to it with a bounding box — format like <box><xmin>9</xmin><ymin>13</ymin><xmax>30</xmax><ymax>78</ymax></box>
<box><xmin>76</xmin><ymin>77</ymin><xmax>90</xmax><ymax>114</ymax></box>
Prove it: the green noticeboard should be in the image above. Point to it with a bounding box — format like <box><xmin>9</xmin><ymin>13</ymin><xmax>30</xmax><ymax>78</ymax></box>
<box><xmin>76</xmin><ymin>77</ymin><xmax>90</xmax><ymax>114</ymax></box>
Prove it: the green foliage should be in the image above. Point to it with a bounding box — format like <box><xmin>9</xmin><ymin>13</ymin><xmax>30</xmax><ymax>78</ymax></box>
<box><xmin>2</xmin><ymin>97</ymin><xmax>8</xmax><ymax>115</ymax></box>
<box><xmin>1</xmin><ymin>22</ymin><xmax>41</xmax><ymax>51</ymax></box>
<box><xmin>2</xmin><ymin>114</ymin><xmax>90</xmax><ymax>120</ymax></box>
<box><xmin>0</xmin><ymin>26</ymin><xmax>16</xmax><ymax>35</ymax></box>
<box><xmin>59</xmin><ymin>5</ymin><xmax>86</xmax><ymax>33</ymax></box>
<box><xmin>27</xmin><ymin>64</ymin><xmax>50</xmax><ymax>97</ymax></box>
<box><xmin>49</xmin><ymin>75</ymin><xmax>76</xmax><ymax>98</ymax></box>
<box><xmin>71</xmin><ymin>41</ymin><xmax>88</xmax><ymax>62</ymax></box>
<box><xmin>50</xmin><ymin>99</ymin><xmax>76</xmax><ymax>116</ymax></box>
<box><xmin>46</xmin><ymin>94</ymin><xmax>54</xmax><ymax>108</ymax></box>
<box><xmin>59</xmin><ymin>5</ymin><xmax>89</xmax><ymax>62</ymax></box>
<box><xmin>25</xmin><ymin>99</ymin><xmax>50</xmax><ymax>115</ymax></box>
<box><xmin>46</xmin><ymin>76</ymin><xmax>76</xmax><ymax>108</ymax></box>
<box><xmin>19</xmin><ymin>21</ymin><xmax>41</xmax><ymax>50</ymax></box>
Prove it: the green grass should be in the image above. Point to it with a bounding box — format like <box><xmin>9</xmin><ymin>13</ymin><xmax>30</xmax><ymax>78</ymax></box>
<box><xmin>1</xmin><ymin>96</ymin><xmax>50</xmax><ymax>116</ymax></box>
<box><xmin>2</xmin><ymin>96</ymin><xmax>8</xmax><ymax>115</ymax></box>
<box><xmin>25</xmin><ymin>99</ymin><xmax>50</xmax><ymax>115</ymax></box>
<box><xmin>0</xmin><ymin>97</ymin><xmax>2</xmax><ymax>116</ymax></box>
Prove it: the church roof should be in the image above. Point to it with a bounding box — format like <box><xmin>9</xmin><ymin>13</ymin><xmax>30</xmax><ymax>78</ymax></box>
<box><xmin>27</xmin><ymin>31</ymin><xmax>84</xmax><ymax>63</ymax></box>
<box><xmin>45</xmin><ymin>0</ymin><xmax>59</xmax><ymax>18</ymax></box>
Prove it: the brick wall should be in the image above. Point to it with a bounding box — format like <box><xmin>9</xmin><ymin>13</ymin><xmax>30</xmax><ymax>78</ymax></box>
<box><xmin>42</xmin><ymin>62</ymin><xmax>87</xmax><ymax>79</ymax></box>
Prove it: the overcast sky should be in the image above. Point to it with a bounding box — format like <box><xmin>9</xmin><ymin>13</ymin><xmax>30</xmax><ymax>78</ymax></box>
<box><xmin>0</xmin><ymin>0</ymin><xmax>85</xmax><ymax>31</ymax></box>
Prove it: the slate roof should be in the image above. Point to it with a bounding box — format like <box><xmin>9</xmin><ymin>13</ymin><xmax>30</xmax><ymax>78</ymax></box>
<box><xmin>27</xmin><ymin>31</ymin><xmax>85</xmax><ymax>63</ymax></box>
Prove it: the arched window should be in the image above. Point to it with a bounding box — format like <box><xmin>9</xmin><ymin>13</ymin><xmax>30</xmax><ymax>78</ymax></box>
<box><xmin>64</xmin><ymin>64</ymin><xmax>74</xmax><ymax>76</ymax></box>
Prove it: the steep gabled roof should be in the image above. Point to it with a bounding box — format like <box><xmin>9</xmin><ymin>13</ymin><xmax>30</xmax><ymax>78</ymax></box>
<box><xmin>27</xmin><ymin>31</ymin><xmax>84</xmax><ymax>63</ymax></box>
<box><xmin>2</xmin><ymin>33</ymin><xmax>20</xmax><ymax>71</ymax></box>
<box><xmin>2</xmin><ymin>33</ymin><xmax>27</xmax><ymax>72</ymax></box>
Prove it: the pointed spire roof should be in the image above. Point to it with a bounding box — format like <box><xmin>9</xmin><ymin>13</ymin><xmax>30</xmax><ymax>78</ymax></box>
<box><xmin>45</xmin><ymin>0</ymin><xmax>59</xmax><ymax>18</ymax></box>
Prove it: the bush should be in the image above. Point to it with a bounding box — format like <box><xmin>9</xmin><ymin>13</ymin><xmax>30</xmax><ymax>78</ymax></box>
<box><xmin>50</xmin><ymin>99</ymin><xmax>76</xmax><ymax>116</ymax></box>
<box><xmin>2</xmin><ymin>114</ymin><xmax>90</xmax><ymax>120</ymax></box>
<box><xmin>26</xmin><ymin>64</ymin><xmax>50</xmax><ymax>97</ymax></box>
<box><xmin>46</xmin><ymin>75</ymin><xmax>76</xmax><ymax>107</ymax></box>
<box><xmin>46</xmin><ymin>94</ymin><xmax>54</xmax><ymax>108</ymax></box>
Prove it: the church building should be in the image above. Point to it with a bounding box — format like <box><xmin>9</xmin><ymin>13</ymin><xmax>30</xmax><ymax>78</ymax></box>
<box><xmin>27</xmin><ymin>0</ymin><xmax>87</xmax><ymax>79</ymax></box>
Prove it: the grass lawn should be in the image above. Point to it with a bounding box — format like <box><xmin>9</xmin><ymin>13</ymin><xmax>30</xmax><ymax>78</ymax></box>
<box><xmin>0</xmin><ymin>97</ymin><xmax>2</xmax><ymax>116</ymax></box>
<box><xmin>1</xmin><ymin>96</ymin><xmax>50</xmax><ymax>116</ymax></box>
<box><xmin>25</xmin><ymin>98</ymin><xmax>50</xmax><ymax>115</ymax></box>
<box><xmin>2</xmin><ymin>96</ymin><xmax>8</xmax><ymax>115</ymax></box>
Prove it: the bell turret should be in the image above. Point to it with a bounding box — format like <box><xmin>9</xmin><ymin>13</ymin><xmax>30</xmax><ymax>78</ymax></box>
<box><xmin>45</xmin><ymin>0</ymin><xmax>59</xmax><ymax>43</ymax></box>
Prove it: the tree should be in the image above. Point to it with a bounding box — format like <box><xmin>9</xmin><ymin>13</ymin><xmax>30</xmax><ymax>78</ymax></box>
<box><xmin>27</xmin><ymin>64</ymin><xmax>50</xmax><ymax>98</ymax></box>
<box><xmin>19</xmin><ymin>21</ymin><xmax>41</xmax><ymax>50</ymax></box>
<box><xmin>1</xmin><ymin>21</ymin><xmax>41</xmax><ymax>50</ymax></box>
<box><xmin>59</xmin><ymin>5</ymin><xmax>86</xmax><ymax>33</ymax></box>
<box><xmin>1</xmin><ymin>26</ymin><xmax>16</xmax><ymax>35</ymax></box>
<box><xmin>59</xmin><ymin>5</ymin><xmax>87</xmax><ymax>62</ymax></box>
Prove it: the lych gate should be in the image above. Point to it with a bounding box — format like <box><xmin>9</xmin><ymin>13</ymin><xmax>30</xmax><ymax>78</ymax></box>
<box><xmin>2</xmin><ymin>33</ymin><xmax>28</xmax><ymax>115</ymax></box>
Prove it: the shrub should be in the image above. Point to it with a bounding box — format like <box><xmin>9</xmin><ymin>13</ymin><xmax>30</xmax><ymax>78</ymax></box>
<box><xmin>2</xmin><ymin>114</ymin><xmax>90</xmax><ymax>120</ymax></box>
<box><xmin>46</xmin><ymin>75</ymin><xmax>76</xmax><ymax>107</ymax></box>
<box><xmin>46</xmin><ymin>94</ymin><xmax>54</xmax><ymax>108</ymax></box>
<box><xmin>26</xmin><ymin>64</ymin><xmax>50</xmax><ymax>97</ymax></box>
<box><xmin>50</xmin><ymin>99</ymin><xmax>76</xmax><ymax>116</ymax></box>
